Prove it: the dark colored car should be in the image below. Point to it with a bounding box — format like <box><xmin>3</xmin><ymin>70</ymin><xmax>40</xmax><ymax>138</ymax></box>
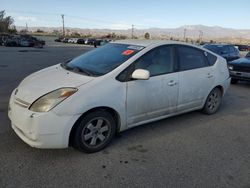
<box><xmin>84</xmin><ymin>38</ymin><xmax>96</xmax><ymax>45</ymax></box>
<box><xmin>4</xmin><ymin>35</ymin><xmax>45</xmax><ymax>47</ymax></box>
<box><xmin>228</xmin><ymin>52</ymin><xmax>250</xmax><ymax>84</ymax></box>
<box><xmin>76</xmin><ymin>38</ymin><xmax>85</xmax><ymax>44</ymax></box>
<box><xmin>203</xmin><ymin>44</ymin><xmax>240</xmax><ymax>62</ymax></box>
<box><xmin>4</xmin><ymin>36</ymin><xmax>20</xmax><ymax>47</ymax></box>
<box><xmin>235</xmin><ymin>44</ymin><xmax>249</xmax><ymax>51</ymax></box>
<box><xmin>55</xmin><ymin>38</ymin><xmax>62</xmax><ymax>42</ymax></box>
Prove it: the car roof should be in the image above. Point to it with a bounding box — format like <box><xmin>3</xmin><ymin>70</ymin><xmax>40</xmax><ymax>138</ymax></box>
<box><xmin>112</xmin><ymin>39</ymin><xmax>196</xmax><ymax>47</ymax></box>
<box><xmin>204</xmin><ymin>44</ymin><xmax>232</xmax><ymax>47</ymax></box>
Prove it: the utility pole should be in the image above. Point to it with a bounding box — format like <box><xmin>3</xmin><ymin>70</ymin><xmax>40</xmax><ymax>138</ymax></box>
<box><xmin>183</xmin><ymin>28</ymin><xmax>187</xmax><ymax>41</ymax></box>
<box><xmin>61</xmin><ymin>14</ymin><xmax>65</xmax><ymax>37</ymax></box>
<box><xmin>131</xmin><ymin>24</ymin><xmax>134</xmax><ymax>39</ymax></box>
<box><xmin>25</xmin><ymin>22</ymin><xmax>28</xmax><ymax>33</ymax></box>
<box><xmin>199</xmin><ymin>30</ymin><xmax>203</xmax><ymax>44</ymax></box>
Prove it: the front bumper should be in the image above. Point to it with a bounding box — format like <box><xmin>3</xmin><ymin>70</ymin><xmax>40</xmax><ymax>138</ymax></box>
<box><xmin>8</xmin><ymin>92</ymin><xmax>79</xmax><ymax>149</ymax></box>
<box><xmin>230</xmin><ymin>71</ymin><xmax>250</xmax><ymax>81</ymax></box>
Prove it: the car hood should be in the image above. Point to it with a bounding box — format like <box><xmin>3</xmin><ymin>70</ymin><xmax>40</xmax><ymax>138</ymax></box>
<box><xmin>229</xmin><ymin>57</ymin><xmax>250</xmax><ymax>67</ymax></box>
<box><xmin>15</xmin><ymin>64</ymin><xmax>94</xmax><ymax>103</ymax></box>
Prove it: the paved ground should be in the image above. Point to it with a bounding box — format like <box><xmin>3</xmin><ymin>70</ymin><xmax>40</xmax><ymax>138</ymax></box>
<box><xmin>0</xmin><ymin>41</ymin><xmax>250</xmax><ymax>188</ymax></box>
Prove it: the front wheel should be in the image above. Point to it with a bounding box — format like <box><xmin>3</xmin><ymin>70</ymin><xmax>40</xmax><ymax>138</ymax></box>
<box><xmin>72</xmin><ymin>110</ymin><xmax>116</xmax><ymax>153</ymax></box>
<box><xmin>202</xmin><ymin>88</ymin><xmax>222</xmax><ymax>115</ymax></box>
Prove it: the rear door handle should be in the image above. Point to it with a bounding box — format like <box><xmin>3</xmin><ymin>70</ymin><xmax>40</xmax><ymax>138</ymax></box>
<box><xmin>168</xmin><ymin>80</ymin><xmax>178</xmax><ymax>86</ymax></box>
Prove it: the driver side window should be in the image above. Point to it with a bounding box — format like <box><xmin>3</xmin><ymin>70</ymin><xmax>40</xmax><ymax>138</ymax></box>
<box><xmin>133</xmin><ymin>45</ymin><xmax>175</xmax><ymax>77</ymax></box>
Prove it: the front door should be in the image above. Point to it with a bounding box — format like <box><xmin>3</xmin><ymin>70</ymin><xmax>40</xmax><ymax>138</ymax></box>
<box><xmin>126</xmin><ymin>45</ymin><xmax>179</xmax><ymax>127</ymax></box>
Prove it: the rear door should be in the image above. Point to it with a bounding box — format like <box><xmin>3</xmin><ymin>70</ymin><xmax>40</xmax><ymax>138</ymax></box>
<box><xmin>176</xmin><ymin>45</ymin><xmax>215</xmax><ymax>111</ymax></box>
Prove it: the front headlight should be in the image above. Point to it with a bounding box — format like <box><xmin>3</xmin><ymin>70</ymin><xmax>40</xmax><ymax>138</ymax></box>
<box><xmin>29</xmin><ymin>88</ymin><xmax>78</xmax><ymax>112</ymax></box>
<box><xmin>228</xmin><ymin>65</ymin><xmax>233</xmax><ymax>70</ymax></box>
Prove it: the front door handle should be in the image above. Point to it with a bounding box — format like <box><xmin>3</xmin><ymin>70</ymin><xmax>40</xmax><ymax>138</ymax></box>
<box><xmin>168</xmin><ymin>80</ymin><xmax>178</xmax><ymax>86</ymax></box>
<box><xmin>207</xmin><ymin>73</ymin><xmax>213</xmax><ymax>78</ymax></box>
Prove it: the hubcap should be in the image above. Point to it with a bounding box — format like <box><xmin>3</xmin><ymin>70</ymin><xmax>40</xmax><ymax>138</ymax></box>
<box><xmin>207</xmin><ymin>90</ymin><xmax>220</xmax><ymax>111</ymax></box>
<box><xmin>82</xmin><ymin>118</ymin><xmax>110</xmax><ymax>147</ymax></box>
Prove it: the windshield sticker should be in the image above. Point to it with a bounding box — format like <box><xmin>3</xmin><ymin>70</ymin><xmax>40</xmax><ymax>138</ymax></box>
<box><xmin>122</xmin><ymin>49</ymin><xmax>135</xmax><ymax>56</ymax></box>
<box><xmin>127</xmin><ymin>45</ymin><xmax>144</xmax><ymax>51</ymax></box>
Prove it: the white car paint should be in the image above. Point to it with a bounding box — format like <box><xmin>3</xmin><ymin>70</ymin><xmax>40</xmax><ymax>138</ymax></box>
<box><xmin>8</xmin><ymin>40</ymin><xmax>230</xmax><ymax>149</ymax></box>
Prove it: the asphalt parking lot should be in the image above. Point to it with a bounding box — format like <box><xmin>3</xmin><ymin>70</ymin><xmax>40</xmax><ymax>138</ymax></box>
<box><xmin>0</xmin><ymin>41</ymin><xmax>250</xmax><ymax>188</ymax></box>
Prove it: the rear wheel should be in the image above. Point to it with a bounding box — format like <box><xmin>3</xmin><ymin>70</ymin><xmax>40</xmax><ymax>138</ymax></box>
<box><xmin>231</xmin><ymin>78</ymin><xmax>238</xmax><ymax>84</ymax></box>
<box><xmin>72</xmin><ymin>110</ymin><xmax>116</xmax><ymax>153</ymax></box>
<box><xmin>202</xmin><ymin>88</ymin><xmax>222</xmax><ymax>115</ymax></box>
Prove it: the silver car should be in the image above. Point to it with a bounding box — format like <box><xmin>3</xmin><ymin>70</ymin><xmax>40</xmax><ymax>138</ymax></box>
<box><xmin>8</xmin><ymin>40</ymin><xmax>230</xmax><ymax>153</ymax></box>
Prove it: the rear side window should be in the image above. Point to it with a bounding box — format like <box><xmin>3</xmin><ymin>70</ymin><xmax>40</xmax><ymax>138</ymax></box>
<box><xmin>177</xmin><ymin>46</ymin><xmax>208</xmax><ymax>71</ymax></box>
<box><xmin>206</xmin><ymin>52</ymin><xmax>217</xmax><ymax>66</ymax></box>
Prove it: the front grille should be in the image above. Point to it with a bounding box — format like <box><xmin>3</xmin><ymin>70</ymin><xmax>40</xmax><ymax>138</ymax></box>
<box><xmin>14</xmin><ymin>98</ymin><xmax>31</xmax><ymax>108</ymax></box>
<box><xmin>233</xmin><ymin>66</ymin><xmax>250</xmax><ymax>73</ymax></box>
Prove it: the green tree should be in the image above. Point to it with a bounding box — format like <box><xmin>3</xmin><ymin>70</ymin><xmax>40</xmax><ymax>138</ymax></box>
<box><xmin>0</xmin><ymin>10</ymin><xmax>15</xmax><ymax>33</ymax></box>
<box><xmin>144</xmin><ymin>32</ymin><xmax>150</xmax><ymax>39</ymax></box>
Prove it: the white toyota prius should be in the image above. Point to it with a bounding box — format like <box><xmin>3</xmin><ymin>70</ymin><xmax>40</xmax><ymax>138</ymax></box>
<box><xmin>8</xmin><ymin>40</ymin><xmax>230</xmax><ymax>153</ymax></box>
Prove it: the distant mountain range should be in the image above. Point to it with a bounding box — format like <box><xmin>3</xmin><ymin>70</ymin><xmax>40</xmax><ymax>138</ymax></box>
<box><xmin>16</xmin><ymin>25</ymin><xmax>250</xmax><ymax>41</ymax></box>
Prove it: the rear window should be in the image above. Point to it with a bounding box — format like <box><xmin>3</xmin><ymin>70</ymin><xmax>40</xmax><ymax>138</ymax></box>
<box><xmin>64</xmin><ymin>43</ymin><xmax>144</xmax><ymax>76</ymax></box>
<box><xmin>178</xmin><ymin>46</ymin><xmax>208</xmax><ymax>71</ymax></box>
<box><xmin>206</xmin><ymin>52</ymin><xmax>217</xmax><ymax>66</ymax></box>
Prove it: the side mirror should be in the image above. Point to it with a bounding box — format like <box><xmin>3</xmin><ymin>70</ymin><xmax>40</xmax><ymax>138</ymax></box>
<box><xmin>131</xmin><ymin>69</ymin><xmax>150</xmax><ymax>80</ymax></box>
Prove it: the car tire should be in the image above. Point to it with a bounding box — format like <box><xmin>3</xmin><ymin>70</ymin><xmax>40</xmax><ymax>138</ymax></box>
<box><xmin>231</xmin><ymin>78</ymin><xmax>238</xmax><ymax>84</ymax></box>
<box><xmin>72</xmin><ymin>110</ymin><xmax>116</xmax><ymax>153</ymax></box>
<box><xmin>202</xmin><ymin>88</ymin><xmax>222</xmax><ymax>115</ymax></box>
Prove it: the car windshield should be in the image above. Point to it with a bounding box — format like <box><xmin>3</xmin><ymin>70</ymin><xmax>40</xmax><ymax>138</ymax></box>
<box><xmin>62</xmin><ymin>43</ymin><xmax>144</xmax><ymax>76</ymax></box>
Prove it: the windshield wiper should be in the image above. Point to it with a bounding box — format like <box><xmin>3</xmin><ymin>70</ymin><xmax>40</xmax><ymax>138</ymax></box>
<box><xmin>61</xmin><ymin>61</ymin><xmax>102</xmax><ymax>76</ymax></box>
<box><xmin>60</xmin><ymin>60</ymin><xmax>72</xmax><ymax>70</ymax></box>
<box><xmin>72</xmin><ymin>66</ymin><xmax>93</xmax><ymax>76</ymax></box>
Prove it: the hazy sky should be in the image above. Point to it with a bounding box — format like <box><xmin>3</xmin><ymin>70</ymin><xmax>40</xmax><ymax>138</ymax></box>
<box><xmin>1</xmin><ymin>0</ymin><xmax>249</xmax><ymax>29</ymax></box>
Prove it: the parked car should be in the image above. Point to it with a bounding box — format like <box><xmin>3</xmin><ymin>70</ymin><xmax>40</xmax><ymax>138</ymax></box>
<box><xmin>84</xmin><ymin>38</ymin><xmax>96</xmax><ymax>45</ymax></box>
<box><xmin>228</xmin><ymin>51</ymin><xmax>250</xmax><ymax>84</ymax></box>
<box><xmin>3</xmin><ymin>35</ymin><xmax>44</xmax><ymax>47</ymax></box>
<box><xmin>76</xmin><ymin>38</ymin><xmax>85</xmax><ymax>44</ymax></box>
<box><xmin>62</xmin><ymin>38</ymin><xmax>69</xmax><ymax>43</ymax></box>
<box><xmin>67</xmin><ymin>38</ymin><xmax>74</xmax><ymax>43</ymax></box>
<box><xmin>8</xmin><ymin>40</ymin><xmax>230</xmax><ymax>153</ymax></box>
<box><xmin>4</xmin><ymin>36</ymin><xmax>20</xmax><ymax>47</ymax></box>
<box><xmin>54</xmin><ymin>38</ymin><xmax>63</xmax><ymax>42</ymax></box>
<box><xmin>203</xmin><ymin>44</ymin><xmax>240</xmax><ymax>62</ymax></box>
<box><xmin>19</xmin><ymin>38</ymin><xmax>34</xmax><ymax>47</ymax></box>
<box><xmin>20</xmin><ymin>35</ymin><xmax>45</xmax><ymax>46</ymax></box>
<box><xmin>68</xmin><ymin>38</ymin><xmax>78</xmax><ymax>43</ymax></box>
<box><xmin>235</xmin><ymin>44</ymin><xmax>249</xmax><ymax>51</ymax></box>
